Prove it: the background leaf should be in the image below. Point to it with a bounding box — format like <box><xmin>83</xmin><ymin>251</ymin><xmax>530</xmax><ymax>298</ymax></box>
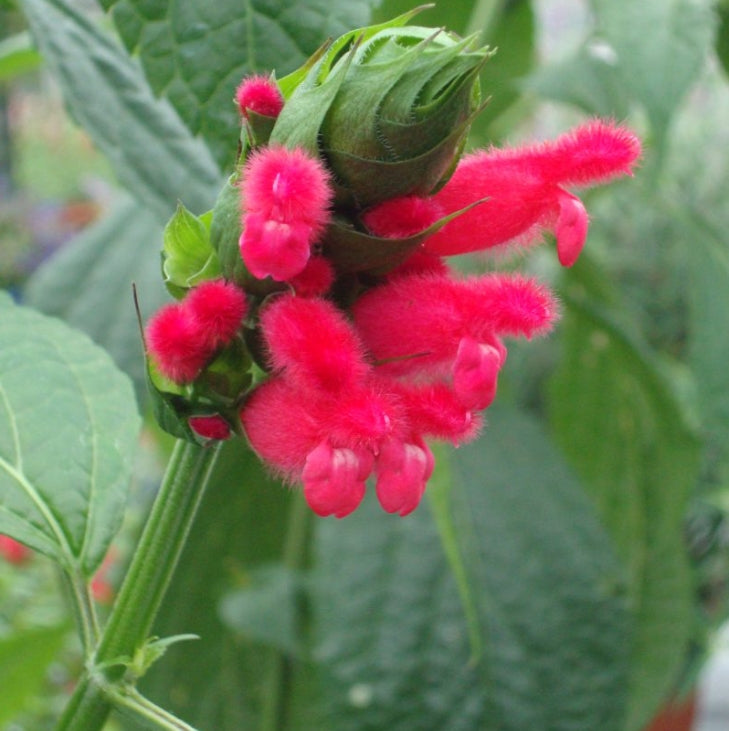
<box><xmin>312</xmin><ymin>403</ymin><xmax>629</xmax><ymax>731</ymax></box>
<box><xmin>23</xmin><ymin>198</ymin><xmax>169</xmax><ymax>403</ymax></box>
<box><xmin>0</xmin><ymin>294</ymin><xmax>140</xmax><ymax>576</ymax></box>
<box><xmin>0</xmin><ymin>623</ymin><xmax>68</xmax><ymax>727</ymax></box>
<box><xmin>547</xmin><ymin>259</ymin><xmax>701</xmax><ymax>730</ymax></box>
<box><xmin>99</xmin><ymin>0</ymin><xmax>381</xmax><ymax>168</ymax></box>
<box><xmin>19</xmin><ymin>0</ymin><xmax>221</xmax><ymax>220</ymax></box>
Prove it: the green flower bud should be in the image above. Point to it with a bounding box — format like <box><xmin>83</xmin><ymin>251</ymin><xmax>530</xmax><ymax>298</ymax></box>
<box><xmin>271</xmin><ymin>10</ymin><xmax>492</xmax><ymax>208</ymax></box>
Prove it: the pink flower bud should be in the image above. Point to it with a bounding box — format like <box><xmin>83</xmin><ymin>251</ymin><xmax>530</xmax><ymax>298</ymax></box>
<box><xmin>362</xmin><ymin>195</ymin><xmax>443</xmax><ymax>238</ymax></box>
<box><xmin>554</xmin><ymin>192</ymin><xmax>588</xmax><ymax>267</ymax></box>
<box><xmin>375</xmin><ymin>439</ymin><xmax>434</xmax><ymax>516</ymax></box>
<box><xmin>184</xmin><ymin>279</ymin><xmax>247</xmax><ymax>348</ymax></box>
<box><xmin>145</xmin><ymin>303</ymin><xmax>210</xmax><ymax>384</ymax></box>
<box><xmin>241</xmin><ymin>146</ymin><xmax>332</xmax><ymax>229</ymax></box>
<box><xmin>239</xmin><ymin>213</ymin><xmax>313</xmax><ymax>281</ymax></box>
<box><xmin>302</xmin><ymin>442</ymin><xmax>372</xmax><ymax>518</ymax></box>
<box><xmin>288</xmin><ymin>256</ymin><xmax>335</xmax><ymax>297</ymax></box>
<box><xmin>189</xmin><ymin>414</ymin><xmax>232</xmax><ymax>440</ymax></box>
<box><xmin>235</xmin><ymin>75</ymin><xmax>284</xmax><ymax>118</ymax></box>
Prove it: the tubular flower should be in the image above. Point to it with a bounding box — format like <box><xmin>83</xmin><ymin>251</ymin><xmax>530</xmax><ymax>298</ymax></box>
<box><xmin>143</xmin><ymin>10</ymin><xmax>641</xmax><ymax>517</ymax></box>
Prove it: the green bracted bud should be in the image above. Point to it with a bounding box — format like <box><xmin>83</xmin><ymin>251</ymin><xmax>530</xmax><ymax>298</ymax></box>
<box><xmin>272</xmin><ymin>11</ymin><xmax>492</xmax><ymax>208</ymax></box>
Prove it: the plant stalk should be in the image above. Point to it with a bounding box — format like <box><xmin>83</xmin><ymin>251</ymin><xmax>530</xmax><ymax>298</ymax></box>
<box><xmin>56</xmin><ymin>439</ymin><xmax>222</xmax><ymax>731</ymax></box>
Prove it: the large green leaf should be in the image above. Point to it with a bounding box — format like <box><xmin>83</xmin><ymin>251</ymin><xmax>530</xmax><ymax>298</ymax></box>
<box><xmin>0</xmin><ymin>623</ymin><xmax>69</xmax><ymax>727</ymax></box>
<box><xmin>547</xmin><ymin>259</ymin><xmax>701</xmax><ymax>730</ymax></box>
<box><xmin>23</xmin><ymin>198</ymin><xmax>169</xmax><ymax>404</ymax></box>
<box><xmin>0</xmin><ymin>293</ymin><xmax>140</xmax><ymax>576</ymax></box>
<box><xmin>19</xmin><ymin>0</ymin><xmax>221</xmax><ymax>221</ymax></box>
<box><xmin>591</xmin><ymin>0</ymin><xmax>716</xmax><ymax>148</ymax></box>
<box><xmin>99</xmin><ymin>0</ymin><xmax>381</xmax><ymax>167</ymax></box>
<box><xmin>312</xmin><ymin>403</ymin><xmax>629</xmax><ymax>731</ymax></box>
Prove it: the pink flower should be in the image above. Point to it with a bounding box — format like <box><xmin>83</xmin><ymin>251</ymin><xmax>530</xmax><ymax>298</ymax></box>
<box><xmin>185</xmin><ymin>279</ymin><xmax>247</xmax><ymax>349</ymax></box>
<box><xmin>362</xmin><ymin>195</ymin><xmax>444</xmax><ymax>238</ymax></box>
<box><xmin>239</xmin><ymin>147</ymin><xmax>334</xmax><ymax>280</ymax></box>
<box><xmin>241</xmin><ymin>146</ymin><xmax>332</xmax><ymax>228</ymax></box>
<box><xmin>375</xmin><ymin>438</ymin><xmax>434</xmax><ymax>517</ymax></box>
<box><xmin>235</xmin><ymin>75</ymin><xmax>284</xmax><ymax>119</ymax></box>
<box><xmin>145</xmin><ymin>303</ymin><xmax>210</xmax><ymax>384</ymax></box>
<box><xmin>0</xmin><ymin>535</ymin><xmax>31</xmax><ymax>565</ymax></box>
<box><xmin>423</xmin><ymin>120</ymin><xmax>641</xmax><ymax>266</ymax></box>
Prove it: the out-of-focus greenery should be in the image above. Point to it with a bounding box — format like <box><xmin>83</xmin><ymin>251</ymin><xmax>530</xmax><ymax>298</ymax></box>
<box><xmin>1</xmin><ymin>1</ymin><xmax>728</xmax><ymax>730</ymax></box>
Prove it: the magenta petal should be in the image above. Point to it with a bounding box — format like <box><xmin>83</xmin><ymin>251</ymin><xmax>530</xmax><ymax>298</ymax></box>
<box><xmin>303</xmin><ymin>443</ymin><xmax>368</xmax><ymax>518</ymax></box>
<box><xmin>555</xmin><ymin>192</ymin><xmax>588</xmax><ymax>267</ymax></box>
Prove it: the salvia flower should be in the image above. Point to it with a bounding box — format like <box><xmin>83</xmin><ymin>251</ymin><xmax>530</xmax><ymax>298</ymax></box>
<box><xmin>142</xmin><ymin>10</ymin><xmax>641</xmax><ymax>517</ymax></box>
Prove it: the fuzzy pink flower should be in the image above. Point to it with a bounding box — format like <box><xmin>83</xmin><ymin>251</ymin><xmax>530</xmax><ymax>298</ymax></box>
<box><xmin>452</xmin><ymin>337</ymin><xmax>504</xmax><ymax>411</ymax></box>
<box><xmin>189</xmin><ymin>414</ymin><xmax>232</xmax><ymax>440</ymax></box>
<box><xmin>353</xmin><ymin>272</ymin><xmax>556</xmax><ymax>378</ymax></box>
<box><xmin>185</xmin><ymin>279</ymin><xmax>247</xmax><ymax>349</ymax></box>
<box><xmin>235</xmin><ymin>75</ymin><xmax>284</xmax><ymax>118</ymax></box>
<box><xmin>145</xmin><ymin>303</ymin><xmax>210</xmax><ymax>384</ymax></box>
<box><xmin>0</xmin><ymin>535</ymin><xmax>31</xmax><ymax>565</ymax></box>
<box><xmin>242</xmin><ymin>146</ymin><xmax>332</xmax><ymax>228</ymax></box>
<box><xmin>362</xmin><ymin>195</ymin><xmax>444</xmax><ymax>238</ymax></box>
<box><xmin>423</xmin><ymin>120</ymin><xmax>641</xmax><ymax>265</ymax></box>
<box><xmin>260</xmin><ymin>295</ymin><xmax>368</xmax><ymax>393</ymax></box>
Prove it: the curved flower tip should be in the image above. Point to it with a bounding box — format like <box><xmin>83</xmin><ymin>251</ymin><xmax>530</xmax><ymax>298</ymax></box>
<box><xmin>242</xmin><ymin>146</ymin><xmax>333</xmax><ymax>229</ymax></box>
<box><xmin>375</xmin><ymin>439</ymin><xmax>434</xmax><ymax>517</ymax></box>
<box><xmin>555</xmin><ymin>192</ymin><xmax>588</xmax><ymax>267</ymax></box>
<box><xmin>239</xmin><ymin>214</ymin><xmax>313</xmax><ymax>281</ymax></box>
<box><xmin>185</xmin><ymin>279</ymin><xmax>247</xmax><ymax>348</ymax></box>
<box><xmin>362</xmin><ymin>195</ymin><xmax>444</xmax><ymax>239</ymax></box>
<box><xmin>302</xmin><ymin>442</ymin><xmax>371</xmax><ymax>518</ymax></box>
<box><xmin>189</xmin><ymin>414</ymin><xmax>232</xmax><ymax>441</ymax></box>
<box><xmin>235</xmin><ymin>75</ymin><xmax>284</xmax><ymax>119</ymax></box>
<box><xmin>452</xmin><ymin>337</ymin><xmax>504</xmax><ymax>411</ymax></box>
<box><xmin>145</xmin><ymin>303</ymin><xmax>209</xmax><ymax>384</ymax></box>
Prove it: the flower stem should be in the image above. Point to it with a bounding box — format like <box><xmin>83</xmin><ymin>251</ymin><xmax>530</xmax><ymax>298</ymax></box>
<box><xmin>56</xmin><ymin>439</ymin><xmax>222</xmax><ymax>731</ymax></box>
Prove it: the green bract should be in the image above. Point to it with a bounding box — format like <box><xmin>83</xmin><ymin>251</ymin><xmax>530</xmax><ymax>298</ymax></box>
<box><xmin>272</xmin><ymin>14</ymin><xmax>492</xmax><ymax>207</ymax></box>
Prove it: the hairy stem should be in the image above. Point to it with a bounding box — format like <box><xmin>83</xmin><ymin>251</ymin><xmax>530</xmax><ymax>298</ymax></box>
<box><xmin>56</xmin><ymin>439</ymin><xmax>222</xmax><ymax>731</ymax></box>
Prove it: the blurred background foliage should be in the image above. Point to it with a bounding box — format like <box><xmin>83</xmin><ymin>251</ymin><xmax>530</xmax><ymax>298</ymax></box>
<box><xmin>2</xmin><ymin>0</ymin><xmax>729</xmax><ymax>729</ymax></box>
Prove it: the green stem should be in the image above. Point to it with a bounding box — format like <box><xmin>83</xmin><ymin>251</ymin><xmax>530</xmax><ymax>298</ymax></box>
<box><xmin>107</xmin><ymin>686</ymin><xmax>198</xmax><ymax>730</ymax></box>
<box><xmin>56</xmin><ymin>439</ymin><xmax>222</xmax><ymax>731</ymax></box>
<box><xmin>465</xmin><ymin>0</ymin><xmax>505</xmax><ymax>39</ymax></box>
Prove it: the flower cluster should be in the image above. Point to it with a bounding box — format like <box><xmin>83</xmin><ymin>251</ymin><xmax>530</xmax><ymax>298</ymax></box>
<box><xmin>144</xmin><ymin>14</ymin><xmax>641</xmax><ymax>518</ymax></box>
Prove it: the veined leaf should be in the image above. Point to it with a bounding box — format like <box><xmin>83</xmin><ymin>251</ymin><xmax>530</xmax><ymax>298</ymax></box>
<box><xmin>0</xmin><ymin>294</ymin><xmax>140</xmax><ymax>576</ymax></box>
<box><xmin>20</xmin><ymin>0</ymin><xmax>221</xmax><ymax>221</ymax></box>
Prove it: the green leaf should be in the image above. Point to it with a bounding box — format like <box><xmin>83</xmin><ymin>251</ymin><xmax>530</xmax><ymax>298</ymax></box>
<box><xmin>19</xmin><ymin>0</ymin><xmax>221</xmax><ymax>221</ymax></box>
<box><xmin>0</xmin><ymin>293</ymin><xmax>140</xmax><ymax>576</ymax></box>
<box><xmin>591</xmin><ymin>0</ymin><xmax>716</xmax><ymax>147</ymax></box>
<box><xmin>23</xmin><ymin>198</ymin><xmax>169</xmax><ymax>405</ymax></box>
<box><xmin>547</xmin><ymin>259</ymin><xmax>701</xmax><ymax>730</ymax></box>
<box><xmin>717</xmin><ymin>4</ymin><xmax>729</xmax><ymax>78</ymax></box>
<box><xmin>312</xmin><ymin>404</ymin><xmax>629</xmax><ymax>731</ymax></box>
<box><xmin>99</xmin><ymin>0</ymin><xmax>381</xmax><ymax>167</ymax></box>
<box><xmin>162</xmin><ymin>204</ymin><xmax>221</xmax><ymax>295</ymax></box>
<box><xmin>0</xmin><ymin>31</ymin><xmax>42</xmax><ymax>81</ymax></box>
<box><xmin>0</xmin><ymin>623</ymin><xmax>69</xmax><ymax>727</ymax></box>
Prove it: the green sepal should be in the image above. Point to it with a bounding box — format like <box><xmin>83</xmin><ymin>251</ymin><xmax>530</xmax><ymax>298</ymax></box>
<box><xmin>245</xmin><ymin>109</ymin><xmax>278</xmax><ymax>148</ymax></box>
<box><xmin>145</xmin><ymin>359</ymin><xmax>198</xmax><ymax>442</ymax></box>
<box><xmin>323</xmin><ymin>196</ymin><xmax>488</xmax><ymax>275</ymax></box>
<box><xmin>193</xmin><ymin>336</ymin><xmax>253</xmax><ymax>408</ymax></box>
<box><xmin>162</xmin><ymin>204</ymin><xmax>221</xmax><ymax>298</ymax></box>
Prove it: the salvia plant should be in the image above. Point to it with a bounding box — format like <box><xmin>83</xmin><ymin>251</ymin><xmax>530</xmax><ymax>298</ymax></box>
<box><xmin>9</xmin><ymin>0</ymin><xmax>720</xmax><ymax>729</ymax></box>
